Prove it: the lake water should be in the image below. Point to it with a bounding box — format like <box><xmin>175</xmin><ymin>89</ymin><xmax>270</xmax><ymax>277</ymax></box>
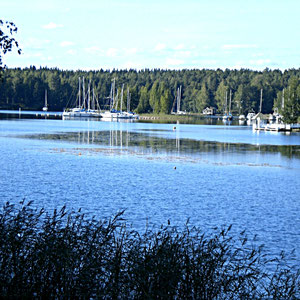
<box><xmin>0</xmin><ymin>112</ymin><xmax>299</xmax><ymax>267</ymax></box>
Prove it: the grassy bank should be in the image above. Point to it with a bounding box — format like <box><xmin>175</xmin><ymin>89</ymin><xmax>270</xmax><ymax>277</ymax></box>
<box><xmin>0</xmin><ymin>201</ymin><xmax>299</xmax><ymax>299</ymax></box>
<box><xmin>138</xmin><ymin>113</ymin><xmax>213</xmax><ymax>123</ymax></box>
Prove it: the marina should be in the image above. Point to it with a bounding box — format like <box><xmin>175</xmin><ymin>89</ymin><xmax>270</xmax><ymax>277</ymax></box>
<box><xmin>62</xmin><ymin>77</ymin><xmax>102</xmax><ymax>118</ymax></box>
<box><xmin>100</xmin><ymin>80</ymin><xmax>139</xmax><ymax>120</ymax></box>
<box><xmin>1</xmin><ymin>0</ymin><xmax>300</xmax><ymax>296</ymax></box>
<box><xmin>0</xmin><ymin>114</ymin><xmax>299</xmax><ymax>270</ymax></box>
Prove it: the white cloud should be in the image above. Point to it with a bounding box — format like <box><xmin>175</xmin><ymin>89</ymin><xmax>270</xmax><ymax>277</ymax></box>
<box><xmin>249</xmin><ymin>59</ymin><xmax>271</xmax><ymax>65</ymax></box>
<box><xmin>251</xmin><ymin>53</ymin><xmax>264</xmax><ymax>57</ymax></box>
<box><xmin>106</xmin><ymin>48</ymin><xmax>118</xmax><ymax>57</ymax></box>
<box><xmin>201</xmin><ymin>59</ymin><xmax>218</xmax><ymax>65</ymax></box>
<box><xmin>67</xmin><ymin>49</ymin><xmax>76</xmax><ymax>55</ymax></box>
<box><xmin>222</xmin><ymin>44</ymin><xmax>257</xmax><ymax>50</ymax></box>
<box><xmin>154</xmin><ymin>43</ymin><xmax>166</xmax><ymax>51</ymax></box>
<box><xmin>60</xmin><ymin>41</ymin><xmax>74</xmax><ymax>47</ymax></box>
<box><xmin>84</xmin><ymin>46</ymin><xmax>104</xmax><ymax>55</ymax></box>
<box><xmin>42</xmin><ymin>22</ymin><xmax>63</xmax><ymax>29</ymax></box>
<box><xmin>177</xmin><ymin>51</ymin><xmax>192</xmax><ymax>58</ymax></box>
<box><xmin>23</xmin><ymin>38</ymin><xmax>50</xmax><ymax>50</ymax></box>
<box><xmin>174</xmin><ymin>44</ymin><xmax>185</xmax><ymax>50</ymax></box>
<box><xmin>124</xmin><ymin>48</ymin><xmax>138</xmax><ymax>56</ymax></box>
<box><xmin>23</xmin><ymin>52</ymin><xmax>43</xmax><ymax>58</ymax></box>
<box><xmin>165</xmin><ymin>58</ymin><xmax>184</xmax><ymax>66</ymax></box>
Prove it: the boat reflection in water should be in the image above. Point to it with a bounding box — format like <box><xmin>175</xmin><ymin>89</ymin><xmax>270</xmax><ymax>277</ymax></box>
<box><xmin>1</xmin><ymin>117</ymin><xmax>299</xmax><ymax>270</ymax></box>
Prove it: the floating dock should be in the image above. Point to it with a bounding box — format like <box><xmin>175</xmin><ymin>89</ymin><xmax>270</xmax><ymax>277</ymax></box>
<box><xmin>253</xmin><ymin>122</ymin><xmax>300</xmax><ymax>132</ymax></box>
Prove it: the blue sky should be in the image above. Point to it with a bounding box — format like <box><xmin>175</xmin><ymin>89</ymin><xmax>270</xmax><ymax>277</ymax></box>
<box><xmin>2</xmin><ymin>0</ymin><xmax>299</xmax><ymax>71</ymax></box>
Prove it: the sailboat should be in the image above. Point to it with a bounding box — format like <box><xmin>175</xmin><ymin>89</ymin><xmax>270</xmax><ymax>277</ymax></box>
<box><xmin>63</xmin><ymin>77</ymin><xmax>102</xmax><ymax>118</ymax></box>
<box><xmin>171</xmin><ymin>86</ymin><xmax>186</xmax><ymax>115</ymax></box>
<box><xmin>101</xmin><ymin>79</ymin><xmax>120</xmax><ymax>119</ymax></box>
<box><xmin>222</xmin><ymin>90</ymin><xmax>233</xmax><ymax>121</ymax></box>
<box><xmin>123</xmin><ymin>86</ymin><xmax>138</xmax><ymax>119</ymax></box>
<box><xmin>42</xmin><ymin>90</ymin><xmax>48</xmax><ymax>111</ymax></box>
<box><xmin>116</xmin><ymin>85</ymin><xmax>139</xmax><ymax>119</ymax></box>
<box><xmin>101</xmin><ymin>79</ymin><xmax>139</xmax><ymax>120</ymax></box>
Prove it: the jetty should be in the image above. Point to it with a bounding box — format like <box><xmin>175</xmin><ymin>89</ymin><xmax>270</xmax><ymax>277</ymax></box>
<box><xmin>252</xmin><ymin>113</ymin><xmax>300</xmax><ymax>132</ymax></box>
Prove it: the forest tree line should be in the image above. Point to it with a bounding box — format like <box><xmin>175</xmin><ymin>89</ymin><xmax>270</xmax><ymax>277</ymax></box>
<box><xmin>0</xmin><ymin>67</ymin><xmax>299</xmax><ymax>122</ymax></box>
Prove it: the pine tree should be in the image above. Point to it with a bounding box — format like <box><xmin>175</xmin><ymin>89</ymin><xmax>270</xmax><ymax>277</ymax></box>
<box><xmin>215</xmin><ymin>81</ymin><xmax>227</xmax><ymax>113</ymax></box>
<box><xmin>282</xmin><ymin>77</ymin><xmax>300</xmax><ymax>123</ymax></box>
<box><xmin>195</xmin><ymin>83</ymin><xmax>210</xmax><ymax>112</ymax></box>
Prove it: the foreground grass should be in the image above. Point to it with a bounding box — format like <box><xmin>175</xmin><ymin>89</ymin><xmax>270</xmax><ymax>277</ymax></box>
<box><xmin>0</xmin><ymin>201</ymin><xmax>299</xmax><ymax>299</ymax></box>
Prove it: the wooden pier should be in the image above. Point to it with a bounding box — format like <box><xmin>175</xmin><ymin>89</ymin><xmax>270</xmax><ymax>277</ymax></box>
<box><xmin>253</xmin><ymin>122</ymin><xmax>300</xmax><ymax>132</ymax></box>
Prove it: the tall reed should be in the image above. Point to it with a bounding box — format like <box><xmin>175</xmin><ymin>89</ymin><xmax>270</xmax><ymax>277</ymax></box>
<box><xmin>0</xmin><ymin>201</ymin><xmax>299</xmax><ymax>299</ymax></box>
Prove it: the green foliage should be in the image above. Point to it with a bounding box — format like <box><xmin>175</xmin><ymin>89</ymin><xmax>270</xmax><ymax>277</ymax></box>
<box><xmin>0</xmin><ymin>201</ymin><xmax>299</xmax><ymax>298</ymax></box>
<box><xmin>0</xmin><ymin>20</ymin><xmax>22</xmax><ymax>73</ymax></box>
<box><xmin>215</xmin><ymin>80</ymin><xmax>227</xmax><ymax>112</ymax></box>
<box><xmin>0</xmin><ymin>19</ymin><xmax>299</xmax><ymax>120</ymax></box>
<box><xmin>159</xmin><ymin>82</ymin><xmax>172</xmax><ymax>114</ymax></box>
<box><xmin>149</xmin><ymin>80</ymin><xmax>159</xmax><ymax>113</ymax></box>
<box><xmin>281</xmin><ymin>77</ymin><xmax>300</xmax><ymax>124</ymax></box>
<box><xmin>195</xmin><ymin>83</ymin><xmax>210</xmax><ymax>112</ymax></box>
<box><xmin>136</xmin><ymin>85</ymin><xmax>150</xmax><ymax>113</ymax></box>
<box><xmin>0</xmin><ymin>67</ymin><xmax>300</xmax><ymax>122</ymax></box>
<box><xmin>233</xmin><ymin>84</ymin><xmax>257</xmax><ymax>114</ymax></box>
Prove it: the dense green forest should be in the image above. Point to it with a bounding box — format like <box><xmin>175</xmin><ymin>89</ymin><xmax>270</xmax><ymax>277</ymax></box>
<box><xmin>0</xmin><ymin>67</ymin><xmax>299</xmax><ymax>122</ymax></box>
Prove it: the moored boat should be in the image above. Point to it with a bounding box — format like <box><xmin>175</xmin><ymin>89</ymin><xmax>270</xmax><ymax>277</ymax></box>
<box><xmin>100</xmin><ymin>80</ymin><xmax>139</xmax><ymax>120</ymax></box>
<box><xmin>42</xmin><ymin>90</ymin><xmax>48</xmax><ymax>111</ymax></box>
<box><xmin>246</xmin><ymin>112</ymin><xmax>256</xmax><ymax>120</ymax></box>
<box><xmin>63</xmin><ymin>77</ymin><xmax>101</xmax><ymax>118</ymax></box>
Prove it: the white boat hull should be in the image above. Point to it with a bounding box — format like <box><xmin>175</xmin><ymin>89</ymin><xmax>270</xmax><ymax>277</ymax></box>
<box><xmin>63</xmin><ymin>108</ymin><xmax>101</xmax><ymax>118</ymax></box>
<box><xmin>100</xmin><ymin>111</ymin><xmax>139</xmax><ymax>120</ymax></box>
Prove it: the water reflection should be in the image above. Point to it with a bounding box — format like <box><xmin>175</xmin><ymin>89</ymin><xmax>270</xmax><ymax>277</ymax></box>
<box><xmin>1</xmin><ymin>118</ymin><xmax>299</xmax><ymax>268</ymax></box>
<box><xmin>19</xmin><ymin>127</ymin><xmax>300</xmax><ymax>160</ymax></box>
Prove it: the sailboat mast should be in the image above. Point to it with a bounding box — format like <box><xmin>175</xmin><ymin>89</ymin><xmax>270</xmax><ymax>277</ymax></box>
<box><xmin>225</xmin><ymin>91</ymin><xmax>228</xmax><ymax>114</ymax></box>
<box><xmin>127</xmin><ymin>86</ymin><xmax>130</xmax><ymax>112</ymax></box>
<box><xmin>259</xmin><ymin>89</ymin><xmax>263</xmax><ymax>113</ymax></box>
<box><xmin>45</xmin><ymin>90</ymin><xmax>47</xmax><ymax>106</ymax></box>
<box><xmin>92</xmin><ymin>87</ymin><xmax>95</xmax><ymax>110</ymax></box>
<box><xmin>112</xmin><ymin>78</ymin><xmax>115</xmax><ymax>110</ymax></box>
<box><xmin>109</xmin><ymin>84</ymin><xmax>113</xmax><ymax>111</ymax></box>
<box><xmin>180</xmin><ymin>85</ymin><xmax>182</xmax><ymax>111</ymax></box>
<box><xmin>282</xmin><ymin>88</ymin><xmax>285</xmax><ymax>109</ymax></box>
<box><xmin>229</xmin><ymin>89</ymin><xmax>232</xmax><ymax>113</ymax></box>
<box><xmin>82</xmin><ymin>77</ymin><xmax>85</xmax><ymax>109</ymax></box>
<box><xmin>178</xmin><ymin>85</ymin><xmax>182</xmax><ymax>113</ymax></box>
<box><xmin>176</xmin><ymin>88</ymin><xmax>179</xmax><ymax>113</ymax></box>
<box><xmin>88</xmin><ymin>80</ymin><xmax>91</xmax><ymax>111</ymax></box>
<box><xmin>115</xmin><ymin>90</ymin><xmax>119</xmax><ymax>110</ymax></box>
<box><xmin>78</xmin><ymin>77</ymin><xmax>81</xmax><ymax>108</ymax></box>
<box><xmin>120</xmin><ymin>84</ymin><xmax>124</xmax><ymax>112</ymax></box>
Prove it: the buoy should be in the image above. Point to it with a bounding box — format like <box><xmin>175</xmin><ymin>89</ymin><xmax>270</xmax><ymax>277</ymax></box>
<box><xmin>173</xmin><ymin>126</ymin><xmax>176</xmax><ymax>130</ymax></box>
<box><xmin>174</xmin><ymin>166</ymin><xmax>176</xmax><ymax>170</ymax></box>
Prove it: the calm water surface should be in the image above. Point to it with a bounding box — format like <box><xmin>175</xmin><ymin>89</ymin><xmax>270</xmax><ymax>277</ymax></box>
<box><xmin>0</xmin><ymin>115</ymin><xmax>299</xmax><ymax>266</ymax></box>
